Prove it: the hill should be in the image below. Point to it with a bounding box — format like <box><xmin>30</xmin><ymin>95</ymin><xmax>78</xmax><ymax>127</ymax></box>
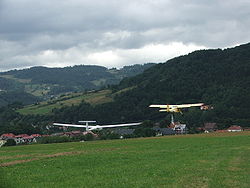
<box><xmin>0</xmin><ymin>63</ymin><xmax>154</xmax><ymax>107</ymax></box>
<box><xmin>17</xmin><ymin>90</ymin><xmax>113</xmax><ymax>115</ymax></box>
<box><xmin>51</xmin><ymin>43</ymin><xmax>250</xmax><ymax>129</ymax></box>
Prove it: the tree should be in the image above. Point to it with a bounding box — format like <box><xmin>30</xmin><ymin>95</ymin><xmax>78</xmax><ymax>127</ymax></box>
<box><xmin>4</xmin><ymin>139</ymin><xmax>16</xmax><ymax>146</ymax></box>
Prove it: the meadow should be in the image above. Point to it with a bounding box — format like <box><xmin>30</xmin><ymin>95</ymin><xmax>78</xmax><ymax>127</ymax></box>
<box><xmin>0</xmin><ymin>132</ymin><xmax>249</xmax><ymax>188</ymax></box>
<box><xmin>17</xmin><ymin>90</ymin><xmax>113</xmax><ymax>115</ymax></box>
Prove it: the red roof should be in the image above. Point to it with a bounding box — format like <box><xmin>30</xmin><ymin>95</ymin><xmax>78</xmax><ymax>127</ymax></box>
<box><xmin>1</xmin><ymin>133</ymin><xmax>15</xmax><ymax>138</ymax></box>
<box><xmin>42</xmin><ymin>134</ymin><xmax>50</xmax><ymax>137</ymax></box>
<box><xmin>216</xmin><ymin>130</ymin><xmax>228</xmax><ymax>133</ymax></box>
<box><xmin>22</xmin><ymin>136</ymin><xmax>34</xmax><ymax>139</ymax></box>
<box><xmin>15</xmin><ymin>135</ymin><xmax>23</xmax><ymax>138</ymax></box>
<box><xmin>31</xmin><ymin>134</ymin><xmax>41</xmax><ymax>137</ymax></box>
<box><xmin>15</xmin><ymin>134</ymin><xmax>29</xmax><ymax>138</ymax></box>
<box><xmin>227</xmin><ymin>125</ymin><xmax>242</xmax><ymax>130</ymax></box>
<box><xmin>204</xmin><ymin>123</ymin><xmax>217</xmax><ymax>129</ymax></box>
<box><xmin>72</xmin><ymin>131</ymin><xmax>81</xmax><ymax>134</ymax></box>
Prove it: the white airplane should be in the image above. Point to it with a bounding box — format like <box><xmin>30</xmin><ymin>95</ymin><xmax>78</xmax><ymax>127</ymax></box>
<box><xmin>149</xmin><ymin>103</ymin><xmax>205</xmax><ymax>113</ymax></box>
<box><xmin>53</xmin><ymin>120</ymin><xmax>141</xmax><ymax>131</ymax></box>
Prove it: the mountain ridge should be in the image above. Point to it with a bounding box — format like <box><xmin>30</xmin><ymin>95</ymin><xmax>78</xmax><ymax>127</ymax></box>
<box><xmin>0</xmin><ymin>63</ymin><xmax>155</xmax><ymax>106</ymax></box>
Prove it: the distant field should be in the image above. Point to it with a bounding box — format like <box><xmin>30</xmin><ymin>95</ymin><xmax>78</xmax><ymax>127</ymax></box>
<box><xmin>17</xmin><ymin>90</ymin><xmax>113</xmax><ymax>115</ymax></box>
<box><xmin>24</xmin><ymin>84</ymin><xmax>52</xmax><ymax>96</ymax></box>
<box><xmin>1</xmin><ymin>132</ymin><xmax>249</xmax><ymax>187</ymax></box>
<box><xmin>0</xmin><ymin>75</ymin><xmax>31</xmax><ymax>84</ymax></box>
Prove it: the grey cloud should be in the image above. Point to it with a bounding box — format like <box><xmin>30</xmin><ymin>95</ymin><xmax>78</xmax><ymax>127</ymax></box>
<box><xmin>0</xmin><ymin>0</ymin><xmax>250</xmax><ymax>71</ymax></box>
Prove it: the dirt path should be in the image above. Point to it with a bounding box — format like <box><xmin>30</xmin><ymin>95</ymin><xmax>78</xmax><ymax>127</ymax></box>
<box><xmin>0</xmin><ymin>147</ymin><xmax>121</xmax><ymax>167</ymax></box>
<box><xmin>0</xmin><ymin>151</ymin><xmax>84</xmax><ymax>167</ymax></box>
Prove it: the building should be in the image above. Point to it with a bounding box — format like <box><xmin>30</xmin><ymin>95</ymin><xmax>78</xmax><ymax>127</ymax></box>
<box><xmin>31</xmin><ymin>134</ymin><xmax>41</xmax><ymax>138</ymax></box>
<box><xmin>1</xmin><ymin>133</ymin><xmax>40</xmax><ymax>145</ymax></box>
<box><xmin>216</xmin><ymin>130</ymin><xmax>228</xmax><ymax>133</ymax></box>
<box><xmin>227</xmin><ymin>125</ymin><xmax>242</xmax><ymax>132</ymax></box>
<box><xmin>204</xmin><ymin>123</ymin><xmax>217</xmax><ymax>132</ymax></box>
<box><xmin>0</xmin><ymin>140</ymin><xmax>7</xmax><ymax>147</ymax></box>
<box><xmin>169</xmin><ymin>122</ymin><xmax>187</xmax><ymax>134</ymax></box>
<box><xmin>152</xmin><ymin>127</ymin><xmax>175</xmax><ymax>136</ymax></box>
<box><xmin>83</xmin><ymin>131</ymin><xmax>98</xmax><ymax>137</ymax></box>
<box><xmin>22</xmin><ymin>136</ymin><xmax>37</xmax><ymax>143</ymax></box>
<box><xmin>0</xmin><ymin>133</ymin><xmax>15</xmax><ymax>140</ymax></box>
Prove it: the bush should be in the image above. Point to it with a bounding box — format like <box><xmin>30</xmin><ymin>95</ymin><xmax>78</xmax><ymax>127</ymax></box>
<box><xmin>83</xmin><ymin>133</ymin><xmax>94</xmax><ymax>141</ymax></box>
<box><xmin>38</xmin><ymin>136</ymin><xmax>71</xmax><ymax>144</ymax></box>
<box><xmin>134</xmin><ymin>128</ymin><xmax>156</xmax><ymax>137</ymax></box>
<box><xmin>4</xmin><ymin>139</ymin><xmax>16</xmax><ymax>146</ymax></box>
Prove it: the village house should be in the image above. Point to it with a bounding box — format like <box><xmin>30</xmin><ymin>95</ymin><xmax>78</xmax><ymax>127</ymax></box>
<box><xmin>0</xmin><ymin>140</ymin><xmax>7</xmax><ymax>147</ymax></box>
<box><xmin>204</xmin><ymin>123</ymin><xmax>217</xmax><ymax>132</ymax></box>
<box><xmin>22</xmin><ymin>136</ymin><xmax>37</xmax><ymax>143</ymax></box>
<box><xmin>197</xmin><ymin>123</ymin><xmax>217</xmax><ymax>133</ymax></box>
<box><xmin>0</xmin><ymin>133</ymin><xmax>40</xmax><ymax>145</ymax></box>
<box><xmin>169</xmin><ymin>122</ymin><xmax>187</xmax><ymax>134</ymax></box>
<box><xmin>227</xmin><ymin>125</ymin><xmax>242</xmax><ymax>132</ymax></box>
<box><xmin>14</xmin><ymin>134</ymin><xmax>29</xmax><ymax>144</ymax></box>
<box><xmin>216</xmin><ymin>130</ymin><xmax>228</xmax><ymax>133</ymax></box>
<box><xmin>152</xmin><ymin>127</ymin><xmax>175</xmax><ymax>136</ymax></box>
<box><xmin>0</xmin><ymin>133</ymin><xmax>15</xmax><ymax>140</ymax></box>
<box><xmin>31</xmin><ymin>134</ymin><xmax>42</xmax><ymax>138</ymax></box>
<box><xmin>83</xmin><ymin>131</ymin><xmax>98</xmax><ymax>137</ymax></box>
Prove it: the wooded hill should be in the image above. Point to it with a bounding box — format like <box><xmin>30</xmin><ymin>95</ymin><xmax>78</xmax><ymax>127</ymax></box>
<box><xmin>0</xmin><ymin>64</ymin><xmax>154</xmax><ymax>107</ymax></box>
<box><xmin>51</xmin><ymin>43</ymin><xmax>250</xmax><ymax>129</ymax></box>
<box><xmin>0</xmin><ymin>43</ymin><xmax>249</xmax><ymax>134</ymax></box>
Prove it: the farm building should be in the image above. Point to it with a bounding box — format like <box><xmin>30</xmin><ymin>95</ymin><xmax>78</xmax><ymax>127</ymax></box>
<box><xmin>0</xmin><ymin>133</ymin><xmax>41</xmax><ymax>144</ymax></box>
<box><xmin>0</xmin><ymin>133</ymin><xmax>15</xmax><ymax>140</ymax></box>
<box><xmin>227</xmin><ymin>125</ymin><xmax>242</xmax><ymax>132</ymax></box>
<box><xmin>204</xmin><ymin>123</ymin><xmax>217</xmax><ymax>132</ymax></box>
<box><xmin>152</xmin><ymin>127</ymin><xmax>175</xmax><ymax>136</ymax></box>
<box><xmin>169</xmin><ymin>122</ymin><xmax>187</xmax><ymax>134</ymax></box>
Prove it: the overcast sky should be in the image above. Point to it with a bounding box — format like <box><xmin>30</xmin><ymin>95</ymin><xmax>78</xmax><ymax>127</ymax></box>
<box><xmin>0</xmin><ymin>0</ymin><xmax>250</xmax><ymax>71</ymax></box>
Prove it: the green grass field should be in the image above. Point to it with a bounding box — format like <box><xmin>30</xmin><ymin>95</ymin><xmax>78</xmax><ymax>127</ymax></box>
<box><xmin>1</xmin><ymin>132</ymin><xmax>249</xmax><ymax>188</ymax></box>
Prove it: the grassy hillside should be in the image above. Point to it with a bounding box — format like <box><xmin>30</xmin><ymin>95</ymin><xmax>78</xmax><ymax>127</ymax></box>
<box><xmin>1</xmin><ymin>132</ymin><xmax>249</xmax><ymax>187</ymax></box>
<box><xmin>18</xmin><ymin>90</ymin><xmax>113</xmax><ymax>115</ymax></box>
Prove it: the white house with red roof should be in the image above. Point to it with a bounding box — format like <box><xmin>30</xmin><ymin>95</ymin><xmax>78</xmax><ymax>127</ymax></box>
<box><xmin>0</xmin><ymin>133</ymin><xmax>15</xmax><ymax>140</ymax></box>
<box><xmin>1</xmin><ymin>133</ymin><xmax>40</xmax><ymax>144</ymax></box>
<box><xmin>227</xmin><ymin>125</ymin><xmax>242</xmax><ymax>132</ymax></box>
<box><xmin>22</xmin><ymin>136</ymin><xmax>37</xmax><ymax>143</ymax></box>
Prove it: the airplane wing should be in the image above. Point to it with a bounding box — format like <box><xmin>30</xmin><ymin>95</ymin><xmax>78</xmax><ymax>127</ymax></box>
<box><xmin>96</xmin><ymin>122</ymin><xmax>141</xmax><ymax>128</ymax></box>
<box><xmin>53</xmin><ymin>123</ymin><xmax>87</xmax><ymax>128</ymax></box>
<box><xmin>149</xmin><ymin>103</ymin><xmax>204</xmax><ymax>109</ymax></box>
<box><xmin>174</xmin><ymin>103</ymin><xmax>204</xmax><ymax>108</ymax></box>
<box><xmin>159</xmin><ymin>109</ymin><xmax>168</xmax><ymax>112</ymax></box>
<box><xmin>149</xmin><ymin>104</ymin><xmax>170</xmax><ymax>108</ymax></box>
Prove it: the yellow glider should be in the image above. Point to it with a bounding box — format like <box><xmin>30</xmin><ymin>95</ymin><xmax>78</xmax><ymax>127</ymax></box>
<box><xmin>149</xmin><ymin>103</ymin><xmax>204</xmax><ymax>113</ymax></box>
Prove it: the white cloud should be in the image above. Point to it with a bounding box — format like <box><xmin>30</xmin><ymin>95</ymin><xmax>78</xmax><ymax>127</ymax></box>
<box><xmin>3</xmin><ymin>42</ymin><xmax>204</xmax><ymax>71</ymax></box>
